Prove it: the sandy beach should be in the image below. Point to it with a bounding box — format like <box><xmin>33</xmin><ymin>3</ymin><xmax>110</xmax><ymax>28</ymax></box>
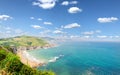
<box><xmin>17</xmin><ymin>43</ymin><xmax>57</xmax><ymax>68</ymax></box>
<box><xmin>17</xmin><ymin>50</ymin><xmax>45</xmax><ymax>68</ymax></box>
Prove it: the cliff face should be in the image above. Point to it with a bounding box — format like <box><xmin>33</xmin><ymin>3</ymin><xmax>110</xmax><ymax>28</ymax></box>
<box><xmin>11</xmin><ymin>43</ymin><xmax>56</xmax><ymax>54</ymax></box>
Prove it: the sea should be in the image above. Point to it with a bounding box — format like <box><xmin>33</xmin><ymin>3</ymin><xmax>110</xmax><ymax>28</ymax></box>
<box><xmin>27</xmin><ymin>42</ymin><xmax>120</xmax><ymax>75</ymax></box>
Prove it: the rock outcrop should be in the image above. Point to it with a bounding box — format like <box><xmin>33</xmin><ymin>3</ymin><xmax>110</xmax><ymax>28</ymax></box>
<box><xmin>10</xmin><ymin>43</ymin><xmax>56</xmax><ymax>54</ymax></box>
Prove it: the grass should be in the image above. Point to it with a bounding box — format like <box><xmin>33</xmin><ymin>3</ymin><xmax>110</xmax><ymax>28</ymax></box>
<box><xmin>0</xmin><ymin>35</ymin><xmax>48</xmax><ymax>47</ymax></box>
<box><xmin>0</xmin><ymin>49</ymin><xmax>55</xmax><ymax>75</ymax></box>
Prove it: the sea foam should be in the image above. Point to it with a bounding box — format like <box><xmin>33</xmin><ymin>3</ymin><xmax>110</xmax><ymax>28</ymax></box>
<box><xmin>48</xmin><ymin>54</ymin><xmax>64</xmax><ymax>63</ymax></box>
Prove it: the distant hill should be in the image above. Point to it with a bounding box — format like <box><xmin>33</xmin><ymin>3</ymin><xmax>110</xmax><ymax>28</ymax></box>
<box><xmin>0</xmin><ymin>36</ymin><xmax>48</xmax><ymax>47</ymax></box>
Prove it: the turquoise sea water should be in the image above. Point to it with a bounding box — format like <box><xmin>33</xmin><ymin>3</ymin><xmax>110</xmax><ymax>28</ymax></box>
<box><xmin>28</xmin><ymin>42</ymin><xmax>120</xmax><ymax>75</ymax></box>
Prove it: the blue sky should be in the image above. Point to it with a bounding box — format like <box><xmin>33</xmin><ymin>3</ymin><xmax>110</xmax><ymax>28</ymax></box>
<box><xmin>0</xmin><ymin>0</ymin><xmax>120</xmax><ymax>41</ymax></box>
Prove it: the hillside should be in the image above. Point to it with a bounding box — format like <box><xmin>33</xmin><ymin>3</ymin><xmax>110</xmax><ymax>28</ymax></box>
<box><xmin>0</xmin><ymin>36</ymin><xmax>48</xmax><ymax>47</ymax></box>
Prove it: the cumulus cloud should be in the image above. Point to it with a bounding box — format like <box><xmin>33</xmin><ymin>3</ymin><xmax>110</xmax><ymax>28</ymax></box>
<box><xmin>83</xmin><ymin>36</ymin><xmax>90</xmax><ymax>39</ymax></box>
<box><xmin>44</xmin><ymin>22</ymin><xmax>52</xmax><ymax>25</ymax></box>
<box><xmin>97</xmin><ymin>36</ymin><xmax>107</xmax><ymax>39</ymax></box>
<box><xmin>70</xmin><ymin>1</ymin><xmax>78</xmax><ymax>4</ymax></box>
<box><xmin>30</xmin><ymin>17</ymin><xmax>35</xmax><ymax>20</ymax></box>
<box><xmin>61</xmin><ymin>1</ymin><xmax>69</xmax><ymax>6</ymax></box>
<box><xmin>53</xmin><ymin>30</ymin><xmax>63</xmax><ymax>34</ymax></box>
<box><xmin>70</xmin><ymin>35</ymin><xmax>80</xmax><ymax>38</ymax></box>
<box><xmin>97</xmin><ymin>17</ymin><xmax>118</xmax><ymax>23</ymax></box>
<box><xmin>61</xmin><ymin>1</ymin><xmax>78</xmax><ymax>6</ymax></box>
<box><xmin>32</xmin><ymin>0</ymin><xmax>57</xmax><ymax>9</ymax></box>
<box><xmin>0</xmin><ymin>15</ymin><xmax>12</xmax><ymax>21</ymax></box>
<box><xmin>82</xmin><ymin>31</ymin><xmax>94</xmax><ymax>35</ymax></box>
<box><xmin>31</xmin><ymin>25</ymin><xmax>42</xmax><ymax>29</ymax></box>
<box><xmin>5</xmin><ymin>27</ymin><xmax>11</xmax><ymax>30</ymax></box>
<box><xmin>6</xmin><ymin>31</ymin><xmax>11</xmax><ymax>34</ymax></box>
<box><xmin>82</xmin><ymin>30</ymin><xmax>101</xmax><ymax>35</ymax></box>
<box><xmin>40</xmin><ymin>30</ymin><xmax>51</xmax><ymax>34</ymax></box>
<box><xmin>39</xmin><ymin>30</ymin><xmax>51</xmax><ymax>36</ymax></box>
<box><xmin>96</xmin><ymin>30</ymin><xmax>101</xmax><ymax>33</ymax></box>
<box><xmin>0</xmin><ymin>25</ymin><xmax>28</xmax><ymax>38</ymax></box>
<box><xmin>38</xmin><ymin>18</ymin><xmax>42</xmax><ymax>21</ymax></box>
<box><xmin>15</xmin><ymin>29</ymin><xmax>23</xmax><ymax>34</ymax></box>
<box><xmin>30</xmin><ymin>17</ymin><xmax>42</xmax><ymax>21</ymax></box>
<box><xmin>109</xmin><ymin>36</ymin><xmax>120</xmax><ymax>38</ymax></box>
<box><xmin>114</xmin><ymin>36</ymin><xmax>120</xmax><ymax>38</ymax></box>
<box><xmin>68</xmin><ymin>7</ymin><xmax>82</xmax><ymax>13</ymax></box>
<box><xmin>64</xmin><ymin>23</ymin><xmax>80</xmax><ymax>29</ymax></box>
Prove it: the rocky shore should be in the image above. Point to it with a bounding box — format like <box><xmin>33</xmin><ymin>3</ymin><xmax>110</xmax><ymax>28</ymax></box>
<box><xmin>11</xmin><ymin>44</ymin><xmax>56</xmax><ymax>53</ymax></box>
<box><xmin>16</xmin><ymin>43</ymin><xmax>56</xmax><ymax>68</ymax></box>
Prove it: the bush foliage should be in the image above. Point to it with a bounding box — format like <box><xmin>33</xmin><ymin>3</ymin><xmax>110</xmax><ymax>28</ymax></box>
<box><xmin>0</xmin><ymin>49</ymin><xmax>55</xmax><ymax>75</ymax></box>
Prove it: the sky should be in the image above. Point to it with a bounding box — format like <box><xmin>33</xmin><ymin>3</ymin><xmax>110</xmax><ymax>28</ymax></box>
<box><xmin>0</xmin><ymin>0</ymin><xmax>120</xmax><ymax>41</ymax></box>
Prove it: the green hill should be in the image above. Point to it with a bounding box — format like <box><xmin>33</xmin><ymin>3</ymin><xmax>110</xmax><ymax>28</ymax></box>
<box><xmin>0</xmin><ymin>36</ymin><xmax>48</xmax><ymax>47</ymax></box>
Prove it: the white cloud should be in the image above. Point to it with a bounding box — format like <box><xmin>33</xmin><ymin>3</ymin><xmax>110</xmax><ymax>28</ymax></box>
<box><xmin>30</xmin><ymin>17</ymin><xmax>42</xmax><ymax>21</ymax></box>
<box><xmin>0</xmin><ymin>15</ymin><xmax>12</xmax><ymax>21</ymax></box>
<box><xmin>32</xmin><ymin>0</ymin><xmax>57</xmax><ymax>9</ymax></box>
<box><xmin>44</xmin><ymin>22</ymin><xmax>52</xmax><ymax>25</ymax></box>
<box><xmin>70</xmin><ymin>1</ymin><xmax>78</xmax><ymax>4</ymax></box>
<box><xmin>6</xmin><ymin>31</ymin><xmax>11</xmax><ymax>34</ymax></box>
<box><xmin>61</xmin><ymin>1</ymin><xmax>78</xmax><ymax>6</ymax></box>
<box><xmin>40</xmin><ymin>30</ymin><xmax>51</xmax><ymax>34</ymax></box>
<box><xmin>39</xmin><ymin>30</ymin><xmax>51</xmax><ymax>36</ymax></box>
<box><xmin>5</xmin><ymin>27</ymin><xmax>11</xmax><ymax>30</ymax></box>
<box><xmin>97</xmin><ymin>17</ymin><xmax>118</xmax><ymax>23</ymax></box>
<box><xmin>0</xmin><ymin>25</ymin><xmax>28</xmax><ymax>38</ymax></box>
<box><xmin>31</xmin><ymin>25</ymin><xmax>42</xmax><ymax>29</ymax></box>
<box><xmin>15</xmin><ymin>29</ymin><xmax>23</xmax><ymax>34</ymax></box>
<box><xmin>61</xmin><ymin>1</ymin><xmax>69</xmax><ymax>6</ymax></box>
<box><xmin>30</xmin><ymin>17</ymin><xmax>35</xmax><ymax>20</ymax></box>
<box><xmin>96</xmin><ymin>30</ymin><xmax>101</xmax><ymax>33</ymax></box>
<box><xmin>82</xmin><ymin>31</ymin><xmax>94</xmax><ymax>35</ymax></box>
<box><xmin>53</xmin><ymin>30</ymin><xmax>63</xmax><ymax>34</ymax></box>
<box><xmin>70</xmin><ymin>35</ymin><xmax>80</xmax><ymax>38</ymax></box>
<box><xmin>55</xmin><ymin>26</ymin><xmax>63</xmax><ymax>31</ymax></box>
<box><xmin>114</xmin><ymin>36</ymin><xmax>120</xmax><ymax>38</ymax></box>
<box><xmin>110</xmin><ymin>36</ymin><xmax>120</xmax><ymax>38</ymax></box>
<box><xmin>82</xmin><ymin>30</ymin><xmax>101</xmax><ymax>35</ymax></box>
<box><xmin>109</xmin><ymin>36</ymin><xmax>114</xmax><ymax>38</ymax></box>
<box><xmin>97</xmin><ymin>36</ymin><xmax>107</xmax><ymax>39</ymax></box>
<box><xmin>83</xmin><ymin>36</ymin><xmax>90</xmax><ymax>39</ymax></box>
<box><xmin>68</xmin><ymin>7</ymin><xmax>82</xmax><ymax>13</ymax></box>
<box><xmin>38</xmin><ymin>18</ymin><xmax>42</xmax><ymax>21</ymax></box>
<box><xmin>64</xmin><ymin>23</ymin><xmax>80</xmax><ymax>29</ymax></box>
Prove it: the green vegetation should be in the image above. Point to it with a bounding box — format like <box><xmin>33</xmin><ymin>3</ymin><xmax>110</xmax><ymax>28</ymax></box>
<box><xmin>0</xmin><ymin>36</ymin><xmax>55</xmax><ymax>75</ymax></box>
<box><xmin>0</xmin><ymin>48</ymin><xmax>55</xmax><ymax>75</ymax></box>
<box><xmin>0</xmin><ymin>35</ymin><xmax>48</xmax><ymax>47</ymax></box>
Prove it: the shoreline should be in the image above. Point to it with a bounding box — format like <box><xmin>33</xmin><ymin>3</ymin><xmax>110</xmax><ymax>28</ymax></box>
<box><xmin>17</xmin><ymin>43</ymin><xmax>57</xmax><ymax>68</ymax></box>
<box><xmin>17</xmin><ymin>50</ymin><xmax>45</xmax><ymax>68</ymax></box>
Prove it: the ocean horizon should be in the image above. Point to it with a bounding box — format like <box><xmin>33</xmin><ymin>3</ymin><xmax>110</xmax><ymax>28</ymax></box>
<box><xmin>27</xmin><ymin>41</ymin><xmax>120</xmax><ymax>75</ymax></box>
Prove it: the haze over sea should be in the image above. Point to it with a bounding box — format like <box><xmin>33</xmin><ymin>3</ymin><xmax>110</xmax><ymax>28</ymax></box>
<box><xmin>28</xmin><ymin>42</ymin><xmax>120</xmax><ymax>75</ymax></box>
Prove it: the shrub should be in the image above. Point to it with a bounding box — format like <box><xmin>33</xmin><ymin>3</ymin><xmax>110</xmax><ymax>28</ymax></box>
<box><xmin>0</xmin><ymin>49</ymin><xmax>55</xmax><ymax>75</ymax></box>
<box><xmin>0</xmin><ymin>49</ymin><xmax>7</xmax><ymax>61</ymax></box>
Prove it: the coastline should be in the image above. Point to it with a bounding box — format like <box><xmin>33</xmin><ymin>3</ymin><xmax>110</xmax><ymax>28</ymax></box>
<box><xmin>17</xmin><ymin>50</ymin><xmax>45</xmax><ymax>68</ymax></box>
<box><xmin>17</xmin><ymin>43</ymin><xmax>57</xmax><ymax>68</ymax></box>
